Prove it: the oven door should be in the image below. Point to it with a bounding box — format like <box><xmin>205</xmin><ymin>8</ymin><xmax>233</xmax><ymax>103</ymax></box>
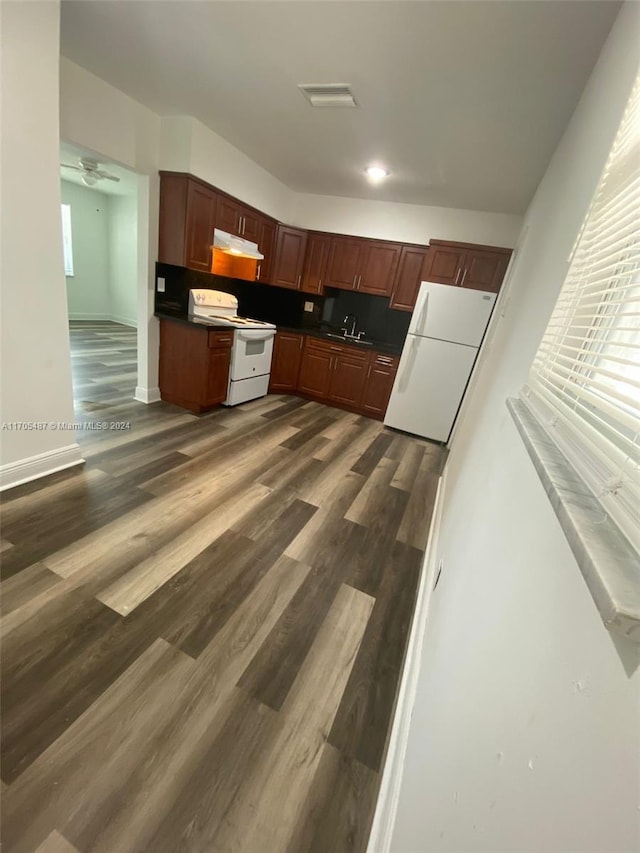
<box><xmin>229</xmin><ymin>329</ymin><xmax>275</xmax><ymax>381</ymax></box>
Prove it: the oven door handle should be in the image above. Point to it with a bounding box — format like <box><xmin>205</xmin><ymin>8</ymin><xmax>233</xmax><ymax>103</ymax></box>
<box><xmin>235</xmin><ymin>329</ymin><xmax>275</xmax><ymax>342</ymax></box>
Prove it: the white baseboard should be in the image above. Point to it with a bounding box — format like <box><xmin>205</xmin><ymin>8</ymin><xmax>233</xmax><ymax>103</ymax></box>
<box><xmin>68</xmin><ymin>313</ymin><xmax>137</xmax><ymax>328</ymax></box>
<box><xmin>366</xmin><ymin>468</ymin><xmax>448</xmax><ymax>853</ymax></box>
<box><xmin>109</xmin><ymin>314</ymin><xmax>137</xmax><ymax>328</ymax></box>
<box><xmin>134</xmin><ymin>386</ymin><xmax>161</xmax><ymax>404</ymax></box>
<box><xmin>0</xmin><ymin>443</ymin><xmax>85</xmax><ymax>492</ymax></box>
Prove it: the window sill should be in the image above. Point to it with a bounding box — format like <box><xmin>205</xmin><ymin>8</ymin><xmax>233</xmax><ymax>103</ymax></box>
<box><xmin>507</xmin><ymin>397</ymin><xmax>640</xmax><ymax>643</ymax></box>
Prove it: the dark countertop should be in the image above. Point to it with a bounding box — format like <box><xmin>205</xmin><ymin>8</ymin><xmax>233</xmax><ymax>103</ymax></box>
<box><xmin>277</xmin><ymin>325</ymin><xmax>404</xmax><ymax>356</ymax></box>
<box><xmin>156</xmin><ymin>311</ymin><xmax>404</xmax><ymax>356</ymax></box>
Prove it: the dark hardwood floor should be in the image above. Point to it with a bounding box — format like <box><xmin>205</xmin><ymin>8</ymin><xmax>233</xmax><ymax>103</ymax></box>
<box><xmin>0</xmin><ymin>321</ymin><xmax>445</xmax><ymax>853</ymax></box>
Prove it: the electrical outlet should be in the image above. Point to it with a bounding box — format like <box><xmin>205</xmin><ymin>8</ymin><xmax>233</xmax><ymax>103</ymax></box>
<box><xmin>157</xmin><ymin>277</ymin><xmax>165</xmax><ymax>293</ymax></box>
<box><xmin>304</xmin><ymin>301</ymin><xmax>314</xmax><ymax>312</ymax></box>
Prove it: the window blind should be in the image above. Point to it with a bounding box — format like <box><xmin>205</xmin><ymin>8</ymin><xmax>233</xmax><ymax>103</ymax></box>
<box><xmin>527</xmin><ymin>73</ymin><xmax>640</xmax><ymax>549</ymax></box>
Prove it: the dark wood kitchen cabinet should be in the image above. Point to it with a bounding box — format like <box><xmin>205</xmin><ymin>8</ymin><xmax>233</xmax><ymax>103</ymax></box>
<box><xmin>269</xmin><ymin>331</ymin><xmax>304</xmax><ymax>392</ymax></box>
<box><xmin>328</xmin><ymin>347</ymin><xmax>369</xmax><ymax>408</ymax></box>
<box><xmin>215</xmin><ymin>195</ymin><xmax>261</xmax><ymax>243</ymax></box>
<box><xmin>361</xmin><ymin>352</ymin><xmax>399</xmax><ymax>417</ymax></box>
<box><xmin>271</xmin><ymin>225</ymin><xmax>308</xmax><ymax>289</ymax></box>
<box><xmin>297</xmin><ymin>337</ymin><xmax>333</xmax><ymax>398</ymax></box>
<box><xmin>159</xmin><ymin>319</ymin><xmax>232</xmax><ymax>413</ymax></box>
<box><xmin>257</xmin><ymin>218</ymin><xmax>276</xmax><ymax>283</ymax></box>
<box><xmin>424</xmin><ymin>240</ymin><xmax>511</xmax><ymax>293</ymax></box>
<box><xmin>325</xmin><ymin>236</ymin><xmax>401</xmax><ymax>296</ymax></box>
<box><xmin>301</xmin><ymin>232</ymin><xmax>331</xmax><ymax>294</ymax></box>
<box><xmin>390</xmin><ymin>245</ymin><xmax>431</xmax><ymax>311</ymax></box>
<box><xmin>159</xmin><ymin>174</ymin><xmax>217</xmax><ymax>272</ymax></box>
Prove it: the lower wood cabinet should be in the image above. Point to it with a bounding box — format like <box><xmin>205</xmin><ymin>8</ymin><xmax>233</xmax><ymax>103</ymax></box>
<box><xmin>297</xmin><ymin>336</ymin><xmax>398</xmax><ymax>419</ymax></box>
<box><xmin>269</xmin><ymin>331</ymin><xmax>304</xmax><ymax>392</ymax></box>
<box><xmin>159</xmin><ymin>319</ymin><xmax>233</xmax><ymax>413</ymax></box>
<box><xmin>361</xmin><ymin>352</ymin><xmax>400</xmax><ymax>417</ymax></box>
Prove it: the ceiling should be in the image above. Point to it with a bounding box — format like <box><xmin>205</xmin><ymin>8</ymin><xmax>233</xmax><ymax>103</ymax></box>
<box><xmin>60</xmin><ymin>0</ymin><xmax>620</xmax><ymax>214</ymax></box>
<box><xmin>60</xmin><ymin>141</ymin><xmax>138</xmax><ymax>196</ymax></box>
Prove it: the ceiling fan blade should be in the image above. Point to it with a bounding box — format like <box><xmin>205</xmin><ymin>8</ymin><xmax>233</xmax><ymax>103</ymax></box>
<box><xmin>96</xmin><ymin>172</ymin><xmax>121</xmax><ymax>182</ymax></box>
<box><xmin>61</xmin><ymin>163</ymin><xmax>83</xmax><ymax>171</ymax></box>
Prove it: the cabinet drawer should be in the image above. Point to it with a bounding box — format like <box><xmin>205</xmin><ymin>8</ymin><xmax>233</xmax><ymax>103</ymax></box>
<box><xmin>371</xmin><ymin>352</ymin><xmax>399</xmax><ymax>369</ymax></box>
<box><xmin>208</xmin><ymin>331</ymin><xmax>234</xmax><ymax>349</ymax></box>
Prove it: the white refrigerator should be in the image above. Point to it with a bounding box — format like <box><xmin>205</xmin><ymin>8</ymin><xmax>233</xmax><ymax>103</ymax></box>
<box><xmin>384</xmin><ymin>281</ymin><xmax>496</xmax><ymax>442</ymax></box>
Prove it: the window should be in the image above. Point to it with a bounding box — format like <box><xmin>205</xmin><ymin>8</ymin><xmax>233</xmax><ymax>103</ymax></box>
<box><xmin>61</xmin><ymin>203</ymin><xmax>74</xmax><ymax>276</ymax></box>
<box><xmin>525</xmin><ymin>74</ymin><xmax>640</xmax><ymax>550</ymax></box>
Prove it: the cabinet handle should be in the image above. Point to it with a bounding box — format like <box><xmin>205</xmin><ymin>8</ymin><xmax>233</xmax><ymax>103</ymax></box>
<box><xmin>256</xmin><ymin>264</ymin><xmax>261</xmax><ymax>280</ymax></box>
<box><xmin>367</xmin><ymin>365</ymin><xmax>372</xmax><ymax>380</ymax></box>
<box><xmin>353</xmin><ymin>275</ymin><xmax>358</xmax><ymax>288</ymax></box>
<box><xmin>317</xmin><ymin>279</ymin><xmax>322</xmax><ymax>290</ymax></box>
<box><xmin>455</xmin><ymin>267</ymin><xmax>462</xmax><ymax>285</ymax></box>
<box><xmin>299</xmin><ymin>337</ymin><xmax>303</xmax><ymax>349</ymax></box>
<box><xmin>297</xmin><ymin>274</ymin><xmax>302</xmax><ymax>288</ymax></box>
<box><xmin>358</xmin><ymin>275</ymin><xmax>362</xmax><ymax>289</ymax></box>
<box><xmin>460</xmin><ymin>268</ymin><xmax>468</xmax><ymax>286</ymax></box>
<box><xmin>238</xmin><ymin>216</ymin><xmax>244</xmax><ymax>235</ymax></box>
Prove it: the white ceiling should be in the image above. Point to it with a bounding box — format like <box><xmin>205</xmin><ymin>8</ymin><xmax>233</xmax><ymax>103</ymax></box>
<box><xmin>60</xmin><ymin>141</ymin><xmax>138</xmax><ymax>196</ymax></box>
<box><xmin>60</xmin><ymin>0</ymin><xmax>620</xmax><ymax>214</ymax></box>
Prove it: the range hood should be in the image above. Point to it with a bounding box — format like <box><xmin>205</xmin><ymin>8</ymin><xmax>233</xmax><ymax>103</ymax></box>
<box><xmin>213</xmin><ymin>228</ymin><xmax>264</xmax><ymax>260</ymax></box>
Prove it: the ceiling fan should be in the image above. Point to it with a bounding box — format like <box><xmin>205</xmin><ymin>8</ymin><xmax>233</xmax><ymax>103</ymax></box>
<box><xmin>60</xmin><ymin>157</ymin><xmax>120</xmax><ymax>187</ymax></box>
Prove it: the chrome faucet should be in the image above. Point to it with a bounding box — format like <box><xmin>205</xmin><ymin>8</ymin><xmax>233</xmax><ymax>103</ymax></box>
<box><xmin>343</xmin><ymin>313</ymin><xmax>358</xmax><ymax>338</ymax></box>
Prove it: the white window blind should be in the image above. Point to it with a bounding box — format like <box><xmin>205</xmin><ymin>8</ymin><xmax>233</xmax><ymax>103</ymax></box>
<box><xmin>527</xmin><ymin>73</ymin><xmax>640</xmax><ymax>550</ymax></box>
<box><xmin>61</xmin><ymin>203</ymin><xmax>74</xmax><ymax>277</ymax></box>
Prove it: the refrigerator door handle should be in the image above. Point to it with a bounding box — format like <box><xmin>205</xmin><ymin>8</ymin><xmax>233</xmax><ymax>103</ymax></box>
<box><xmin>398</xmin><ymin>336</ymin><xmax>420</xmax><ymax>392</ymax></box>
<box><xmin>415</xmin><ymin>291</ymin><xmax>430</xmax><ymax>336</ymax></box>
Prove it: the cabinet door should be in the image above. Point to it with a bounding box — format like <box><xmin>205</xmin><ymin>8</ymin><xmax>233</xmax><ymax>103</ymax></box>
<box><xmin>185</xmin><ymin>180</ymin><xmax>217</xmax><ymax>272</ymax></box>
<box><xmin>240</xmin><ymin>208</ymin><xmax>261</xmax><ymax>243</ymax></box>
<box><xmin>361</xmin><ymin>353</ymin><xmax>399</xmax><ymax>417</ymax></box>
<box><xmin>325</xmin><ymin>236</ymin><xmax>362</xmax><ymax>290</ymax></box>
<box><xmin>358</xmin><ymin>241</ymin><xmax>401</xmax><ymax>296</ymax></box>
<box><xmin>269</xmin><ymin>331</ymin><xmax>304</xmax><ymax>392</ymax></box>
<box><xmin>424</xmin><ymin>244</ymin><xmax>467</xmax><ymax>286</ymax></box>
<box><xmin>390</xmin><ymin>246</ymin><xmax>430</xmax><ymax>311</ymax></box>
<box><xmin>298</xmin><ymin>340</ymin><xmax>333</xmax><ymax>398</ymax></box>
<box><xmin>216</xmin><ymin>196</ymin><xmax>243</xmax><ymax>236</ymax></box>
<box><xmin>257</xmin><ymin>218</ymin><xmax>276</xmax><ymax>283</ymax></box>
<box><xmin>461</xmin><ymin>250</ymin><xmax>510</xmax><ymax>293</ymax></box>
<box><xmin>271</xmin><ymin>225</ymin><xmax>308</xmax><ymax>289</ymax></box>
<box><xmin>328</xmin><ymin>351</ymin><xmax>369</xmax><ymax>408</ymax></box>
<box><xmin>205</xmin><ymin>347</ymin><xmax>231</xmax><ymax>407</ymax></box>
<box><xmin>302</xmin><ymin>233</ymin><xmax>331</xmax><ymax>294</ymax></box>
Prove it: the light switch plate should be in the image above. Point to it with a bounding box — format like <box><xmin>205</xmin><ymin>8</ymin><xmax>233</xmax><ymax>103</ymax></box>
<box><xmin>157</xmin><ymin>277</ymin><xmax>166</xmax><ymax>293</ymax></box>
<box><xmin>304</xmin><ymin>301</ymin><xmax>314</xmax><ymax>312</ymax></box>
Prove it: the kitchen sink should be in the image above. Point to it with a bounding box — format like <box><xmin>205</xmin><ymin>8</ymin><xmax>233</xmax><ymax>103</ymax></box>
<box><xmin>325</xmin><ymin>333</ymin><xmax>373</xmax><ymax>346</ymax></box>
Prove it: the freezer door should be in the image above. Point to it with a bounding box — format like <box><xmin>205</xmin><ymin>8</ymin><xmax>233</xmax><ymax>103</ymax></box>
<box><xmin>409</xmin><ymin>281</ymin><xmax>496</xmax><ymax>346</ymax></box>
<box><xmin>384</xmin><ymin>335</ymin><xmax>478</xmax><ymax>441</ymax></box>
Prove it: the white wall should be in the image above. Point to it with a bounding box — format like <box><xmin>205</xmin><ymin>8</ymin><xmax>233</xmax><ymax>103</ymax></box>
<box><xmin>108</xmin><ymin>194</ymin><xmax>138</xmax><ymax>326</ymax></box>
<box><xmin>390</xmin><ymin>5</ymin><xmax>640</xmax><ymax>853</ymax></box>
<box><xmin>61</xmin><ymin>180</ymin><xmax>111</xmax><ymax>320</ymax></box>
<box><xmin>291</xmin><ymin>192</ymin><xmax>522</xmax><ymax>248</ymax></box>
<box><xmin>0</xmin><ymin>1</ymin><xmax>83</xmax><ymax>485</ymax></box>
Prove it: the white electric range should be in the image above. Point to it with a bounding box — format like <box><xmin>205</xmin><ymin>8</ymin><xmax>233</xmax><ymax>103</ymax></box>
<box><xmin>188</xmin><ymin>289</ymin><xmax>276</xmax><ymax>406</ymax></box>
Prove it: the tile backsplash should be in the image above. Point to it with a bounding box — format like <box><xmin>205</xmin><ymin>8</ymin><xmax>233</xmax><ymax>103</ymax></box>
<box><xmin>155</xmin><ymin>264</ymin><xmax>411</xmax><ymax>346</ymax></box>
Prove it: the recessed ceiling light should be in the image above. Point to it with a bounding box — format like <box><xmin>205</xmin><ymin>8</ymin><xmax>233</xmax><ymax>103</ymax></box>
<box><xmin>365</xmin><ymin>165</ymin><xmax>390</xmax><ymax>182</ymax></box>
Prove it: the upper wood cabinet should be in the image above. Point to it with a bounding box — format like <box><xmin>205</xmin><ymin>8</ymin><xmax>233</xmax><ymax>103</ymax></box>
<box><xmin>359</xmin><ymin>241</ymin><xmax>402</xmax><ymax>296</ymax></box>
<box><xmin>325</xmin><ymin>236</ymin><xmax>400</xmax><ymax>296</ymax></box>
<box><xmin>390</xmin><ymin>246</ymin><xmax>431</xmax><ymax>311</ymax></box>
<box><xmin>301</xmin><ymin>232</ymin><xmax>331</xmax><ymax>295</ymax></box>
<box><xmin>257</xmin><ymin>218</ymin><xmax>276</xmax><ymax>283</ymax></box>
<box><xmin>271</xmin><ymin>225</ymin><xmax>308</xmax><ymax>289</ymax></box>
<box><xmin>159</xmin><ymin>174</ymin><xmax>217</xmax><ymax>272</ymax></box>
<box><xmin>215</xmin><ymin>195</ymin><xmax>261</xmax><ymax>242</ymax></box>
<box><xmin>424</xmin><ymin>240</ymin><xmax>511</xmax><ymax>293</ymax></box>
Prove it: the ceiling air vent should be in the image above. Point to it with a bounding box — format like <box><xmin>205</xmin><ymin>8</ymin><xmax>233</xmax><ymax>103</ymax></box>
<box><xmin>298</xmin><ymin>84</ymin><xmax>357</xmax><ymax>108</ymax></box>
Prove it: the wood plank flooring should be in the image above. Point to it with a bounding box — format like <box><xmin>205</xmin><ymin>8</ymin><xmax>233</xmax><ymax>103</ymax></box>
<box><xmin>0</xmin><ymin>321</ymin><xmax>446</xmax><ymax>853</ymax></box>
